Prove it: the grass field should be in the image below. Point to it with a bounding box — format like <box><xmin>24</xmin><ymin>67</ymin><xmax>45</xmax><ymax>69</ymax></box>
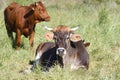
<box><xmin>0</xmin><ymin>0</ymin><xmax>120</xmax><ymax>80</ymax></box>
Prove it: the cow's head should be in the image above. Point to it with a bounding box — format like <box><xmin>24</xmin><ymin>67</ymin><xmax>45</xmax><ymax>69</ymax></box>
<box><xmin>44</xmin><ymin>25</ymin><xmax>79</xmax><ymax>57</ymax></box>
<box><xmin>24</xmin><ymin>1</ymin><xmax>50</xmax><ymax>22</ymax></box>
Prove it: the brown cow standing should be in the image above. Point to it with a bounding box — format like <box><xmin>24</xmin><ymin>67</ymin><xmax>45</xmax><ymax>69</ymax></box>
<box><xmin>23</xmin><ymin>25</ymin><xmax>90</xmax><ymax>73</ymax></box>
<box><xmin>4</xmin><ymin>1</ymin><xmax>50</xmax><ymax>49</ymax></box>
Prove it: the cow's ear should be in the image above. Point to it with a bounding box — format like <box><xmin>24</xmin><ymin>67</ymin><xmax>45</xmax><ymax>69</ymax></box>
<box><xmin>70</xmin><ymin>34</ymin><xmax>82</xmax><ymax>42</ymax></box>
<box><xmin>35</xmin><ymin>2</ymin><xmax>39</xmax><ymax>6</ymax></box>
<box><xmin>44</xmin><ymin>32</ymin><xmax>53</xmax><ymax>40</ymax></box>
<box><xmin>84</xmin><ymin>42</ymin><xmax>90</xmax><ymax>47</ymax></box>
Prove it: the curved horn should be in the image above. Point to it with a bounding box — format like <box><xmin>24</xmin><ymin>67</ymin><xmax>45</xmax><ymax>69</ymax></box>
<box><xmin>71</xmin><ymin>25</ymin><xmax>80</xmax><ymax>31</ymax></box>
<box><xmin>44</xmin><ymin>26</ymin><xmax>53</xmax><ymax>31</ymax></box>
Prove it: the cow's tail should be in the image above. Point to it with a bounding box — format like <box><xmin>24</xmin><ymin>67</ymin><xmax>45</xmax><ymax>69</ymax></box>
<box><xmin>30</xmin><ymin>59</ymin><xmax>40</xmax><ymax>71</ymax></box>
<box><xmin>20</xmin><ymin>44</ymin><xmax>44</xmax><ymax>74</ymax></box>
<box><xmin>29</xmin><ymin>50</ymin><xmax>43</xmax><ymax>71</ymax></box>
<box><xmin>4</xmin><ymin>8</ymin><xmax>8</xmax><ymax>27</ymax></box>
<box><xmin>19</xmin><ymin>52</ymin><xmax>41</xmax><ymax>74</ymax></box>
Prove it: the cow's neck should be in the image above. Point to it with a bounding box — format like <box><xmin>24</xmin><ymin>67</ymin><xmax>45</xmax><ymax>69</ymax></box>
<box><xmin>27</xmin><ymin>15</ymin><xmax>36</xmax><ymax>24</ymax></box>
<box><xmin>63</xmin><ymin>43</ymin><xmax>76</xmax><ymax>65</ymax></box>
<box><xmin>75</xmin><ymin>40</ymin><xmax>86</xmax><ymax>55</ymax></box>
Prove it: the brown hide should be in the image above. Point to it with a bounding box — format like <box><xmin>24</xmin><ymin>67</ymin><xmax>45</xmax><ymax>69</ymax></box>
<box><xmin>30</xmin><ymin>42</ymin><xmax>63</xmax><ymax>71</ymax></box>
<box><xmin>64</xmin><ymin>40</ymin><xmax>90</xmax><ymax>70</ymax></box>
<box><xmin>30</xmin><ymin>40</ymin><xmax>90</xmax><ymax>71</ymax></box>
<box><xmin>43</xmin><ymin>25</ymin><xmax>90</xmax><ymax>70</ymax></box>
<box><xmin>4</xmin><ymin>1</ymin><xmax>50</xmax><ymax>49</ymax></box>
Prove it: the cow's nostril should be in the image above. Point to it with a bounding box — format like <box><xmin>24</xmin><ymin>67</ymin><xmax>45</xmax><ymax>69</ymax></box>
<box><xmin>58</xmin><ymin>49</ymin><xmax>64</xmax><ymax>53</ymax></box>
<box><xmin>57</xmin><ymin>48</ymin><xmax>66</xmax><ymax>56</ymax></box>
<box><xmin>45</xmin><ymin>16</ymin><xmax>50</xmax><ymax>21</ymax></box>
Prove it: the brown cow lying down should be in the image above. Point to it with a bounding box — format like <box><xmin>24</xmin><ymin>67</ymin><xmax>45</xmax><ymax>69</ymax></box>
<box><xmin>44</xmin><ymin>25</ymin><xmax>90</xmax><ymax>70</ymax></box>
<box><xmin>23</xmin><ymin>25</ymin><xmax>90</xmax><ymax>73</ymax></box>
<box><xmin>4</xmin><ymin>1</ymin><xmax>50</xmax><ymax>49</ymax></box>
<box><xmin>30</xmin><ymin>41</ymin><xmax>90</xmax><ymax>71</ymax></box>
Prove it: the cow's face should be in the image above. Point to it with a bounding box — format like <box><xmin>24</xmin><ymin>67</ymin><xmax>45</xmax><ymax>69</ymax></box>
<box><xmin>53</xmin><ymin>31</ymin><xmax>71</xmax><ymax>56</ymax></box>
<box><xmin>25</xmin><ymin>1</ymin><xmax>50</xmax><ymax>22</ymax></box>
<box><xmin>34</xmin><ymin>1</ymin><xmax>50</xmax><ymax>21</ymax></box>
<box><xmin>44</xmin><ymin>25</ymin><xmax>79</xmax><ymax>57</ymax></box>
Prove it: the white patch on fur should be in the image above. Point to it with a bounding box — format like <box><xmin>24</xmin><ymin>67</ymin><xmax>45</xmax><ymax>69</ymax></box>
<box><xmin>71</xmin><ymin>64</ymin><xmax>85</xmax><ymax>71</ymax></box>
<box><xmin>35</xmin><ymin>51</ymin><xmax>42</xmax><ymax>60</ymax></box>
<box><xmin>71</xmin><ymin>64</ymin><xmax>79</xmax><ymax>70</ymax></box>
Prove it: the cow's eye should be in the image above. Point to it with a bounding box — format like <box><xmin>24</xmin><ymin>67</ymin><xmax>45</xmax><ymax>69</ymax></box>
<box><xmin>53</xmin><ymin>36</ymin><xmax>57</xmax><ymax>40</ymax></box>
<box><xmin>40</xmin><ymin>9</ymin><xmax>44</xmax><ymax>13</ymax></box>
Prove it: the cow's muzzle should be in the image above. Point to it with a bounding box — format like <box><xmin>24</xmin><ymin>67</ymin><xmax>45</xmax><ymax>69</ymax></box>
<box><xmin>44</xmin><ymin>16</ymin><xmax>50</xmax><ymax>21</ymax></box>
<box><xmin>56</xmin><ymin>48</ymin><xmax>66</xmax><ymax>57</ymax></box>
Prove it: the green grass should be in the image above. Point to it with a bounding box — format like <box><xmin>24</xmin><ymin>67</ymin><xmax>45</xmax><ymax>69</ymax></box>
<box><xmin>0</xmin><ymin>0</ymin><xmax>120</xmax><ymax>80</ymax></box>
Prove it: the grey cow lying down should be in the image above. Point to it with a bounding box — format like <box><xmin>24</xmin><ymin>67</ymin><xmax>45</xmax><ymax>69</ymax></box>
<box><xmin>22</xmin><ymin>25</ymin><xmax>90</xmax><ymax>73</ymax></box>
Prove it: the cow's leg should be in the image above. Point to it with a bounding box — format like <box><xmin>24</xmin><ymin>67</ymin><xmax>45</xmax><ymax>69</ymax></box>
<box><xmin>7</xmin><ymin>29</ymin><xmax>14</xmax><ymax>40</ymax></box>
<box><xmin>16</xmin><ymin>29</ymin><xmax>21</xmax><ymax>50</ymax></box>
<box><xmin>5</xmin><ymin>24</ymin><xmax>14</xmax><ymax>40</ymax></box>
<box><xmin>29</xmin><ymin>31</ymin><xmax>35</xmax><ymax>49</ymax></box>
<box><xmin>5</xmin><ymin>25</ymin><xmax>16</xmax><ymax>48</ymax></box>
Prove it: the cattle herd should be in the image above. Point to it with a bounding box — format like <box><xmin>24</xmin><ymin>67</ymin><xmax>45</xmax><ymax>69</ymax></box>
<box><xmin>4</xmin><ymin>1</ymin><xmax>90</xmax><ymax>73</ymax></box>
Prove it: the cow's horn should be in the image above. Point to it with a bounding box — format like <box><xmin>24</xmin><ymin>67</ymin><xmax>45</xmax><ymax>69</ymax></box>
<box><xmin>44</xmin><ymin>26</ymin><xmax>53</xmax><ymax>31</ymax></box>
<box><xmin>71</xmin><ymin>25</ymin><xmax>80</xmax><ymax>31</ymax></box>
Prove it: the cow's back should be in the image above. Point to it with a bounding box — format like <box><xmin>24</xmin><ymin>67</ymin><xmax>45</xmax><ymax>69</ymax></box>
<box><xmin>4</xmin><ymin>2</ymin><xmax>19</xmax><ymax>14</ymax></box>
<box><xmin>4</xmin><ymin>2</ymin><xmax>20</xmax><ymax>25</ymax></box>
<box><xmin>5</xmin><ymin>5</ymin><xmax>33</xmax><ymax>32</ymax></box>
